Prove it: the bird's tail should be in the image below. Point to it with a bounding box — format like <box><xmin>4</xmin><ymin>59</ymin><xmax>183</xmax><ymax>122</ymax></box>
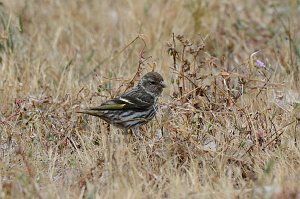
<box><xmin>76</xmin><ymin>109</ymin><xmax>104</xmax><ymax>117</ymax></box>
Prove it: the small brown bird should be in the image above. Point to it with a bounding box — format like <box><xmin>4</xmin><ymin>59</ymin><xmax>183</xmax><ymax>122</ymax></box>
<box><xmin>78</xmin><ymin>72</ymin><xmax>166</xmax><ymax>134</ymax></box>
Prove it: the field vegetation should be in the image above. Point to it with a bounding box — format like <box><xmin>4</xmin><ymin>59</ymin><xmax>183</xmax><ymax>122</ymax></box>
<box><xmin>0</xmin><ymin>0</ymin><xmax>300</xmax><ymax>198</ymax></box>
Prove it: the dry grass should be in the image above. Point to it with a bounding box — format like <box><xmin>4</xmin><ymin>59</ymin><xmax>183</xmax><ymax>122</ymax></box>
<box><xmin>1</xmin><ymin>0</ymin><xmax>300</xmax><ymax>198</ymax></box>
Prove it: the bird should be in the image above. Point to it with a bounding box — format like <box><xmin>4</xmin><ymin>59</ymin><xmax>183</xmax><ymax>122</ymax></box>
<box><xmin>77</xmin><ymin>72</ymin><xmax>166</xmax><ymax>136</ymax></box>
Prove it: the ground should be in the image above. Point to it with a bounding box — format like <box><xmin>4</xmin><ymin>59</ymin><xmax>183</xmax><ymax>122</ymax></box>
<box><xmin>0</xmin><ymin>0</ymin><xmax>300</xmax><ymax>198</ymax></box>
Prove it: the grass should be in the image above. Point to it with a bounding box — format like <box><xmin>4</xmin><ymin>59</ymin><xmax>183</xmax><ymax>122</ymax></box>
<box><xmin>0</xmin><ymin>0</ymin><xmax>300</xmax><ymax>198</ymax></box>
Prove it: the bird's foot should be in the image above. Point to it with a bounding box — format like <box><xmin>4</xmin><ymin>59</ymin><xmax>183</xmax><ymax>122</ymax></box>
<box><xmin>131</xmin><ymin>127</ymin><xmax>143</xmax><ymax>140</ymax></box>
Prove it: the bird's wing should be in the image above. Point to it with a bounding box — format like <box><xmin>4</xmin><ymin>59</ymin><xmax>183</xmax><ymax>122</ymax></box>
<box><xmin>90</xmin><ymin>88</ymin><xmax>154</xmax><ymax>110</ymax></box>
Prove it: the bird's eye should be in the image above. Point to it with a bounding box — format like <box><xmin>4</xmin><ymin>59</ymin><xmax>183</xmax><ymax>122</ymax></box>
<box><xmin>149</xmin><ymin>81</ymin><xmax>155</xmax><ymax>85</ymax></box>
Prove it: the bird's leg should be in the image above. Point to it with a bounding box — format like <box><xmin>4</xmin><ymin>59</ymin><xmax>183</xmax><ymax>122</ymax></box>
<box><xmin>131</xmin><ymin>127</ymin><xmax>143</xmax><ymax>139</ymax></box>
<box><xmin>122</xmin><ymin>128</ymin><xmax>128</xmax><ymax>135</ymax></box>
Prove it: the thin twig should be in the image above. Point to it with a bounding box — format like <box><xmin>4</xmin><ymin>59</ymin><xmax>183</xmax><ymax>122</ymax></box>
<box><xmin>263</xmin><ymin>120</ymin><xmax>297</xmax><ymax>149</ymax></box>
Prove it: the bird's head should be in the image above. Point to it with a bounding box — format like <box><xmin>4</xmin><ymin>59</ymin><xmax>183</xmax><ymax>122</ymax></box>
<box><xmin>139</xmin><ymin>72</ymin><xmax>166</xmax><ymax>97</ymax></box>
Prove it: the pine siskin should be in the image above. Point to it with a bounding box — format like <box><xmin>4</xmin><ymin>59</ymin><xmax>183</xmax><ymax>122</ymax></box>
<box><xmin>77</xmin><ymin>72</ymin><xmax>166</xmax><ymax>134</ymax></box>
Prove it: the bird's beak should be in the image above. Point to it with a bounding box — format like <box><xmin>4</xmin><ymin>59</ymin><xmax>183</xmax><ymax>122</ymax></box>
<box><xmin>160</xmin><ymin>81</ymin><xmax>166</xmax><ymax>88</ymax></box>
